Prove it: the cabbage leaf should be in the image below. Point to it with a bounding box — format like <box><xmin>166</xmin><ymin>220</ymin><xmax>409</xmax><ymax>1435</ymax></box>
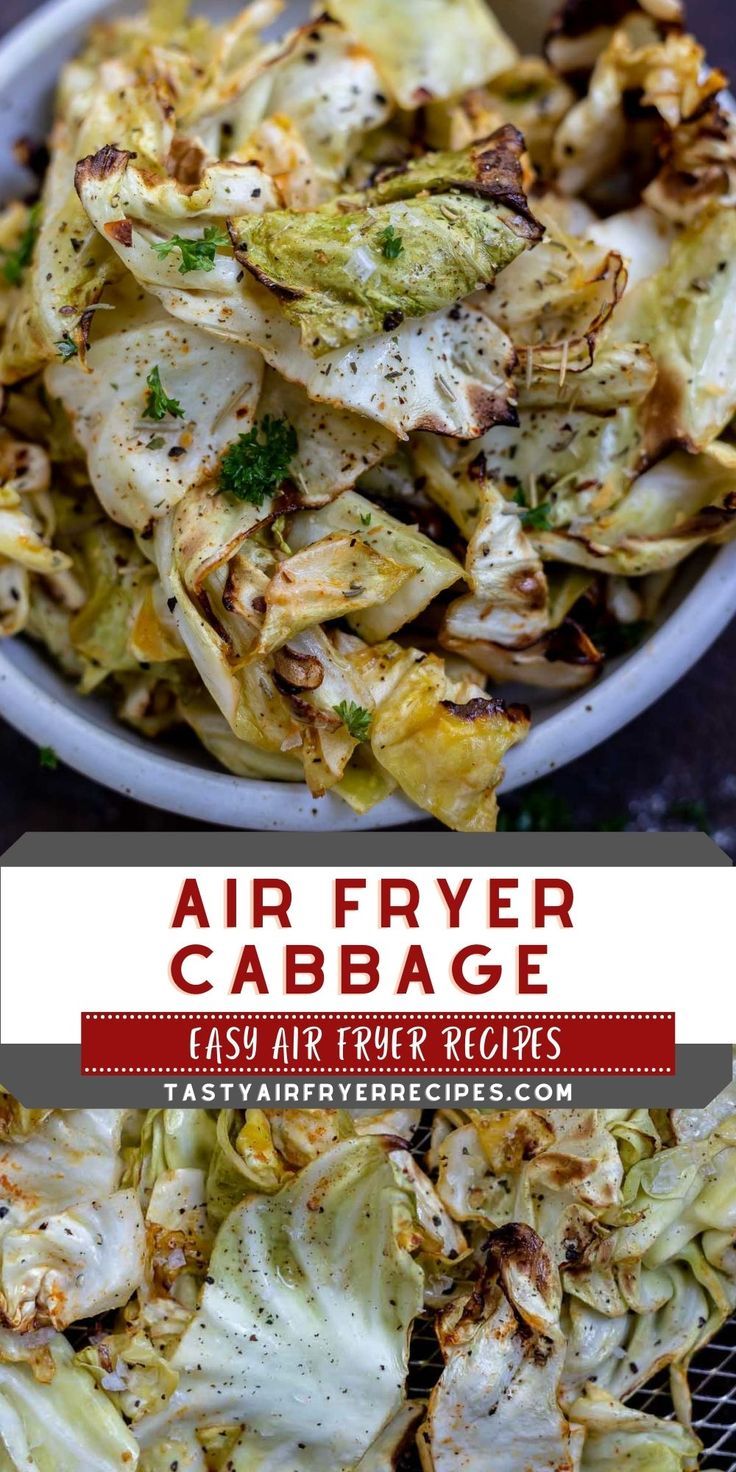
<box><xmin>193</xmin><ymin>17</ymin><xmax>391</xmax><ymax>208</ymax></box>
<box><xmin>0</xmin><ymin>56</ymin><xmax>175</xmax><ymax>385</ymax></box>
<box><xmin>75</xmin><ymin>148</ymin><xmax>522</xmax><ymax>439</ymax></box>
<box><xmin>371</xmin><ymin>655</ymin><xmax>530</xmax><ymax>831</ymax></box>
<box><xmin>0</xmin><ymin>1110</ymin><xmax>145</xmax><ymax>1333</ymax></box>
<box><xmin>46</xmin><ymin>304</ymin><xmax>267</xmax><ymax>532</ymax></box>
<box><xmin>288</xmin><ymin>490</ymin><xmax>463</xmax><ymax>642</ymax></box>
<box><xmin>0</xmin><ymin>1189</ymin><xmax>145</xmax><ymax>1334</ymax></box>
<box><xmin>137</xmin><ymin>1136</ymin><xmax>424</xmax><ymax>1470</ymax></box>
<box><xmin>553</xmin><ymin>30</ymin><xmax>723</xmax><ymax>199</ymax></box>
<box><xmin>324</xmin><ymin>0</ymin><xmax>518</xmax><ymax>109</ymax></box>
<box><xmin>0</xmin><ymin>1333</ymin><xmax>140</xmax><ymax>1472</ymax></box>
<box><xmin>422</xmin><ymin>1224</ymin><xmax>577</xmax><ymax>1472</ymax></box>
<box><xmin>571</xmin><ymin>1384</ymin><xmax>701</xmax><ymax>1471</ymax></box>
<box><xmin>232</xmin><ymin>130</ymin><xmax>543</xmax><ymax>354</ymax></box>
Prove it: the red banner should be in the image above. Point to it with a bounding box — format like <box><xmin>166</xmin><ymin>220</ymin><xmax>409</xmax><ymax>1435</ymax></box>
<box><xmin>81</xmin><ymin>1011</ymin><xmax>675</xmax><ymax>1076</ymax></box>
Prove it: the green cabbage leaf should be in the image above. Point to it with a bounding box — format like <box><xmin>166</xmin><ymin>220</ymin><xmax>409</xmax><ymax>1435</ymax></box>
<box><xmin>324</xmin><ymin>0</ymin><xmax>518</xmax><ymax>109</ymax></box>
<box><xmin>137</xmin><ymin>1136</ymin><xmax>424</xmax><ymax>1470</ymax></box>
<box><xmin>0</xmin><ymin>1332</ymin><xmax>140</xmax><ymax>1471</ymax></box>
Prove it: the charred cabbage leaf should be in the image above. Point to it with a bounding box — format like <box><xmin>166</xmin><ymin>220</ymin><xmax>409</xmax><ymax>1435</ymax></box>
<box><xmin>422</xmin><ymin>1224</ymin><xmax>577</xmax><ymax>1472</ymax></box>
<box><xmin>153</xmin><ymin>495</ymin><xmax>381</xmax><ymax>795</ymax></box>
<box><xmin>435</xmin><ymin>1109</ymin><xmax>624</xmax><ymax>1265</ymax></box>
<box><xmin>644</xmin><ymin>96</ymin><xmax>736</xmax><ymax>225</ymax></box>
<box><xmin>75</xmin><ymin>146</ymin><xmax>522</xmax><ymax>439</ymax></box>
<box><xmin>0</xmin><ymin>56</ymin><xmax>175</xmax><ymax>386</ymax></box>
<box><xmin>441</xmin><ymin>470</ymin><xmax>549</xmax><ymax>654</ymax></box>
<box><xmin>232</xmin><ymin>129</ymin><xmax>543</xmax><ymax>354</ymax></box>
<box><xmin>371</xmin><ymin>656</ymin><xmax>530</xmax><ymax>831</ymax></box>
<box><xmin>535</xmin><ymin>444</ymin><xmax>736</xmax><ymax>577</ymax></box>
<box><xmin>552</xmin><ymin>29</ymin><xmax>723</xmax><ymax>200</ymax></box>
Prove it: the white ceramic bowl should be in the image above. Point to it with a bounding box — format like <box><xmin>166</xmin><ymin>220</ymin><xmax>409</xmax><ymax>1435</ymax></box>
<box><xmin>0</xmin><ymin>0</ymin><xmax>735</xmax><ymax>829</ymax></box>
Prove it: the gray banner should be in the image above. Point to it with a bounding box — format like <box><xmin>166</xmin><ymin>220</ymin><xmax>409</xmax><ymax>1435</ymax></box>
<box><xmin>2</xmin><ymin>831</ymin><xmax>731</xmax><ymax>866</ymax></box>
<box><xmin>1</xmin><ymin>832</ymin><xmax>731</xmax><ymax>1109</ymax></box>
<box><xmin>0</xmin><ymin>1044</ymin><xmax>729</xmax><ymax>1110</ymax></box>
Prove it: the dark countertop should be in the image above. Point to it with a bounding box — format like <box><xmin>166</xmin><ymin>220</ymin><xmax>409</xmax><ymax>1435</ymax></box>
<box><xmin>1</xmin><ymin>0</ymin><xmax>735</xmax><ymax>848</ymax></box>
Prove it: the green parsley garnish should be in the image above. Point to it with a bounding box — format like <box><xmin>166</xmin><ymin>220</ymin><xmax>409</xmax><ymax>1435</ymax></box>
<box><xmin>143</xmin><ymin>365</ymin><xmax>186</xmax><ymax>422</ymax></box>
<box><xmin>379</xmin><ymin>224</ymin><xmax>404</xmax><ymax>261</ymax></box>
<box><xmin>521</xmin><ymin>501</ymin><xmax>552</xmax><ymax>531</ymax></box>
<box><xmin>333</xmin><ymin>701</ymin><xmax>372</xmax><ymax>742</ymax></box>
<box><xmin>1</xmin><ymin>203</ymin><xmax>41</xmax><ymax>287</ymax></box>
<box><xmin>38</xmin><ymin>745</ymin><xmax>59</xmax><ymax>771</ymax></box>
<box><xmin>152</xmin><ymin>226</ymin><xmax>231</xmax><ymax>274</ymax></box>
<box><xmin>513</xmin><ymin>488</ymin><xmax>552</xmax><ymax>531</ymax></box>
<box><xmin>219</xmin><ymin>416</ymin><xmax>297</xmax><ymax>508</ymax></box>
<box><xmin>359</xmin><ymin>512</ymin><xmax>372</xmax><ymax>527</ymax></box>
<box><xmin>55</xmin><ymin>335</ymin><xmax>78</xmax><ymax>361</ymax></box>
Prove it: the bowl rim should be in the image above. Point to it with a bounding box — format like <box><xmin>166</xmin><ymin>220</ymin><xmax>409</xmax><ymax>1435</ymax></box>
<box><xmin>0</xmin><ymin>0</ymin><xmax>734</xmax><ymax>829</ymax></box>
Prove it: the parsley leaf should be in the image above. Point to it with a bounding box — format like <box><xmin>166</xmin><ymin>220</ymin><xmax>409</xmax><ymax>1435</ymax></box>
<box><xmin>38</xmin><ymin>745</ymin><xmax>59</xmax><ymax>771</ymax></box>
<box><xmin>1</xmin><ymin>203</ymin><xmax>41</xmax><ymax>287</ymax></box>
<box><xmin>143</xmin><ymin>365</ymin><xmax>186</xmax><ymax>422</ymax></box>
<box><xmin>379</xmin><ymin>224</ymin><xmax>404</xmax><ymax>261</ymax></box>
<box><xmin>333</xmin><ymin>701</ymin><xmax>372</xmax><ymax>742</ymax></box>
<box><xmin>513</xmin><ymin>488</ymin><xmax>552</xmax><ymax>531</ymax></box>
<box><xmin>219</xmin><ymin>416</ymin><xmax>297</xmax><ymax>507</ymax></box>
<box><xmin>359</xmin><ymin>512</ymin><xmax>372</xmax><ymax>527</ymax></box>
<box><xmin>55</xmin><ymin>335</ymin><xmax>78</xmax><ymax>361</ymax></box>
<box><xmin>152</xmin><ymin>226</ymin><xmax>231</xmax><ymax>274</ymax></box>
<box><xmin>521</xmin><ymin>502</ymin><xmax>552</xmax><ymax>531</ymax></box>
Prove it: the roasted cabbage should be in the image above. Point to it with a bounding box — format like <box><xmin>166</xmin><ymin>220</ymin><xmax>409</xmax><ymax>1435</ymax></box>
<box><xmin>1</xmin><ymin>0</ymin><xmax>735</xmax><ymax>829</ymax></box>
<box><xmin>0</xmin><ymin>1079</ymin><xmax>732</xmax><ymax>1468</ymax></box>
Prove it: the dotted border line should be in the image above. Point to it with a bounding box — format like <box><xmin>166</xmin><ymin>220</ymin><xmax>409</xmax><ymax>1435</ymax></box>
<box><xmin>82</xmin><ymin>1066</ymin><xmax>676</xmax><ymax>1075</ymax></box>
<box><xmin>83</xmin><ymin>1012</ymin><xmax>676</xmax><ymax>1022</ymax></box>
<box><xmin>81</xmin><ymin>1011</ymin><xmax>676</xmax><ymax>1075</ymax></box>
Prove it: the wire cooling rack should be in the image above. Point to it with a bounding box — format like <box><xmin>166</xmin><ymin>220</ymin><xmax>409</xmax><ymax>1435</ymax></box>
<box><xmin>404</xmin><ymin>1317</ymin><xmax>736</xmax><ymax>1469</ymax></box>
<box><xmin>405</xmin><ymin>1116</ymin><xmax>736</xmax><ymax>1469</ymax></box>
<box><xmin>633</xmin><ymin>1325</ymin><xmax>736</xmax><ymax>1470</ymax></box>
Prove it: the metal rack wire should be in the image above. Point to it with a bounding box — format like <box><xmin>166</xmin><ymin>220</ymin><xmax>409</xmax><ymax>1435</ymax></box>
<box><xmin>633</xmin><ymin>1325</ymin><xmax>736</xmax><ymax>1469</ymax></box>
<box><xmin>405</xmin><ymin>1317</ymin><xmax>736</xmax><ymax>1468</ymax></box>
<box><xmin>406</xmin><ymin>1115</ymin><xmax>736</xmax><ymax>1468</ymax></box>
